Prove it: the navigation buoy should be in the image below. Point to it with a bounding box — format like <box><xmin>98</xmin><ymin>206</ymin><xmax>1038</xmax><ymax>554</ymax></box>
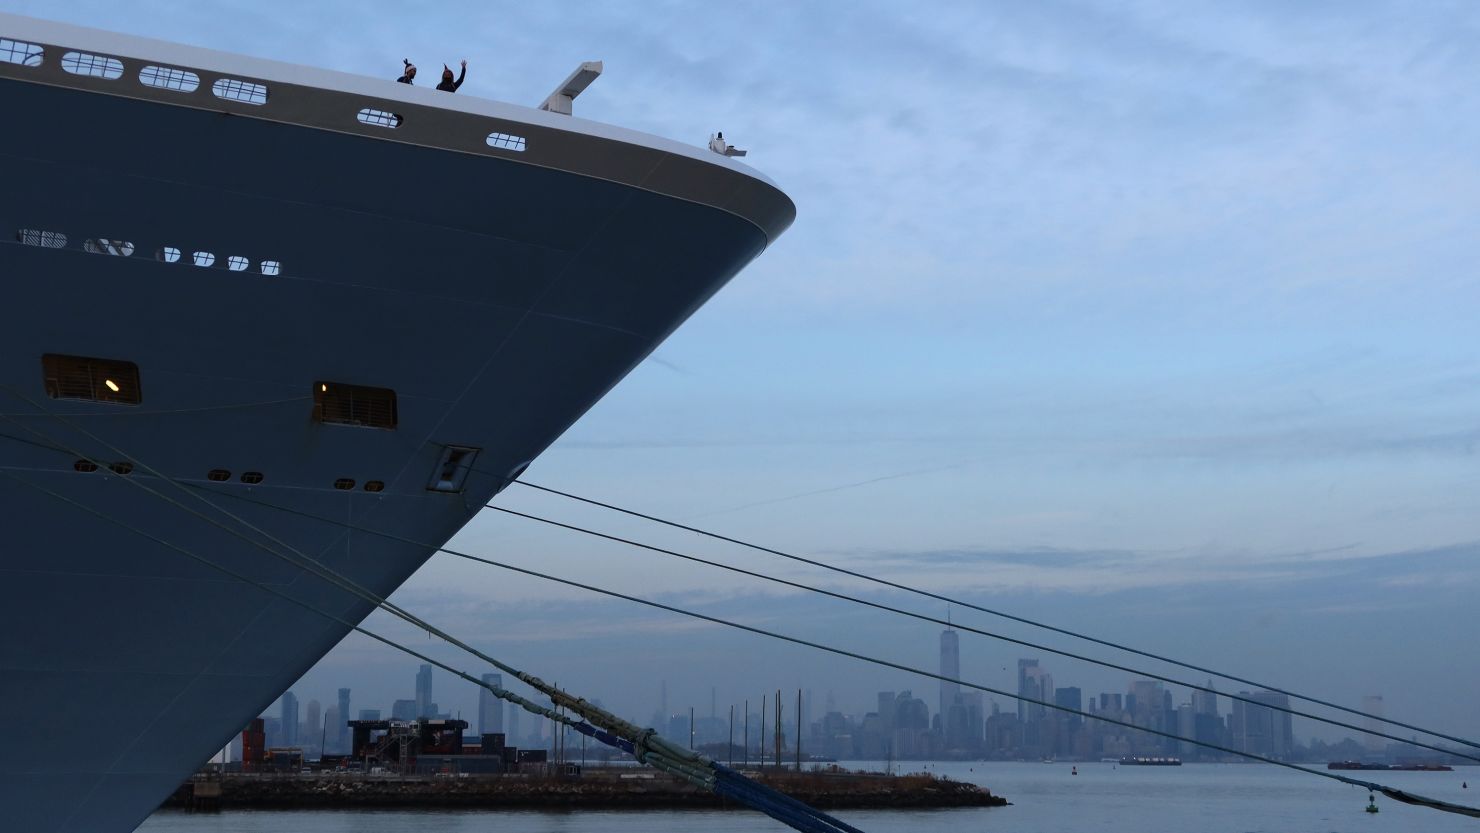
<box><xmin>1366</xmin><ymin>792</ymin><xmax>1380</xmax><ymax>814</ymax></box>
<box><xmin>1072</xmin><ymin>766</ymin><xmax>1078</xmax><ymax>776</ymax></box>
<box><xmin>1463</xmin><ymin>781</ymin><xmax>1468</xmax><ymax>789</ymax></box>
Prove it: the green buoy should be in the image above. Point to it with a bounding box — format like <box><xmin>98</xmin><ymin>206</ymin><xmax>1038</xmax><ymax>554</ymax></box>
<box><xmin>1366</xmin><ymin>792</ymin><xmax>1380</xmax><ymax>814</ymax></box>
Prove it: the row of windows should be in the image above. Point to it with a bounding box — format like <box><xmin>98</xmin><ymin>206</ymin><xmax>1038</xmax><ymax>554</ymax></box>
<box><xmin>2</xmin><ymin>37</ymin><xmax>527</xmax><ymax>151</ymax></box>
<box><xmin>73</xmin><ymin>459</ymin><xmax>133</xmax><ymax>475</ymax></box>
<box><xmin>43</xmin><ymin>355</ymin><xmax>397</xmax><ymax>429</ymax></box>
<box><xmin>0</xmin><ymin>38</ymin><xmax>270</xmax><ymax>104</ymax></box>
<box><xmin>76</xmin><ymin>460</ymin><xmax>387</xmax><ymax>492</ymax></box>
<box><xmin>17</xmin><ymin>228</ymin><xmax>282</xmax><ymax>276</ymax></box>
<box><xmin>47</xmin><ymin>354</ymin><xmax>480</xmax><ymax>493</ymax></box>
<box><xmin>346</xmin><ymin>111</ymin><xmax>527</xmax><ymax>152</ymax></box>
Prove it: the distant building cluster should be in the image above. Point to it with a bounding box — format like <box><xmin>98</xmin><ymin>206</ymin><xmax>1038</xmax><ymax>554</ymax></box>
<box><xmin>801</xmin><ymin>631</ymin><xmax>1297</xmax><ymax>762</ymax></box>
<box><xmin>244</xmin><ymin>632</ymin><xmax>1443</xmax><ymax>768</ymax></box>
<box><xmin>249</xmin><ymin>665</ymin><xmax>539</xmax><ymax>762</ymax></box>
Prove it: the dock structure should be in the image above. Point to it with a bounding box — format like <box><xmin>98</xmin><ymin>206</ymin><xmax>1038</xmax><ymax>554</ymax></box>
<box><xmin>162</xmin><ymin>767</ymin><xmax>1006</xmax><ymax>811</ymax></box>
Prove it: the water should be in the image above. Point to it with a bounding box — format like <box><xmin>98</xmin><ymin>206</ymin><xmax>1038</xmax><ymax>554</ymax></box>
<box><xmin>139</xmin><ymin>761</ymin><xmax>1478</xmax><ymax>833</ymax></box>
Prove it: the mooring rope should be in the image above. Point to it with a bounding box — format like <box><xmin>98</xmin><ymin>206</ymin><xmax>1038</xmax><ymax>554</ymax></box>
<box><xmin>485</xmin><ymin>503</ymin><xmax>1478</xmax><ymax>764</ymax></box>
<box><xmin>504</xmin><ymin>478</ymin><xmax>1480</xmax><ymax>753</ymax></box>
<box><xmin>190</xmin><ymin>485</ymin><xmax>1480</xmax><ymax>821</ymax></box>
<box><xmin>3</xmin><ymin>393</ymin><xmax>1474</xmax><ymax>819</ymax></box>
<box><xmin>0</xmin><ymin>400</ymin><xmax>866</xmax><ymax>833</ymax></box>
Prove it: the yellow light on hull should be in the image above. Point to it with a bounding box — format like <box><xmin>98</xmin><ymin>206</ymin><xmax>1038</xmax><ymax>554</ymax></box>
<box><xmin>104</xmin><ymin>379</ymin><xmax>120</xmax><ymax>393</ymax></box>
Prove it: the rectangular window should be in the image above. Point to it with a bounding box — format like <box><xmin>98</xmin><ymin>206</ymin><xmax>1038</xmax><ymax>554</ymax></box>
<box><xmin>42</xmin><ymin>354</ymin><xmax>141</xmax><ymax>405</ymax></box>
<box><xmin>314</xmin><ymin>382</ymin><xmax>397</xmax><ymax>429</ymax></box>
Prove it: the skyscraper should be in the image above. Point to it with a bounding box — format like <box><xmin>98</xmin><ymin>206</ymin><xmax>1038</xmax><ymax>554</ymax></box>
<box><xmin>303</xmin><ymin>699</ymin><xmax>321</xmax><ymax>753</ymax></box>
<box><xmin>1234</xmin><ymin>689</ymin><xmax>1294</xmax><ymax>759</ymax></box>
<box><xmin>391</xmin><ymin>699</ymin><xmax>417</xmax><ymax>721</ymax></box>
<box><xmin>876</xmin><ymin>691</ymin><xmax>896</xmax><ymax>734</ymax></box>
<box><xmin>1054</xmin><ymin>686</ymin><xmax>1082</xmax><ymax>728</ymax></box>
<box><xmin>415</xmin><ymin>664</ymin><xmax>434</xmax><ymax>718</ymax></box>
<box><xmin>939</xmin><ymin>629</ymin><xmax>960</xmax><ymax>724</ymax></box>
<box><xmin>1193</xmin><ymin>680</ymin><xmax>1219</xmax><ymax>717</ymax></box>
<box><xmin>1017</xmin><ymin>659</ymin><xmax>1049</xmax><ymax>722</ymax></box>
<box><xmin>1251</xmin><ymin>690</ymin><xmax>1293</xmax><ymax>759</ymax></box>
<box><xmin>1361</xmin><ymin>695</ymin><xmax>1384</xmax><ymax>752</ymax></box>
<box><xmin>507</xmin><ymin>701</ymin><xmax>522</xmax><ymax>745</ymax></box>
<box><xmin>479</xmin><ymin>673</ymin><xmax>504</xmax><ymax>736</ymax></box>
<box><xmin>322</xmin><ymin>706</ymin><xmax>340</xmax><ymax>752</ymax></box>
<box><xmin>336</xmin><ymin>688</ymin><xmax>351</xmax><ymax>753</ymax></box>
<box><xmin>280</xmin><ymin>691</ymin><xmax>299</xmax><ymax>748</ymax></box>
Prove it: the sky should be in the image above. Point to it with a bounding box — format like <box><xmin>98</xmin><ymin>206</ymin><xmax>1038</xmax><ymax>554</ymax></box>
<box><xmin>9</xmin><ymin>0</ymin><xmax>1479</xmax><ymax>745</ymax></box>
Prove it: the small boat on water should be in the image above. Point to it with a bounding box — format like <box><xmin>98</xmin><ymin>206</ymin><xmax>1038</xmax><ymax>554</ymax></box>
<box><xmin>1119</xmin><ymin>756</ymin><xmax>1182</xmax><ymax>766</ymax></box>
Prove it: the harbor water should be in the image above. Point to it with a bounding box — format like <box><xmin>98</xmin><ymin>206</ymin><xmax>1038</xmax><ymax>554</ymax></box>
<box><xmin>139</xmin><ymin>761</ymin><xmax>1478</xmax><ymax>832</ymax></box>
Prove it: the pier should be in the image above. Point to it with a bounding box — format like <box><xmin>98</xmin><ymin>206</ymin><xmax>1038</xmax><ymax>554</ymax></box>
<box><xmin>165</xmin><ymin>767</ymin><xmax>1005</xmax><ymax>811</ymax></box>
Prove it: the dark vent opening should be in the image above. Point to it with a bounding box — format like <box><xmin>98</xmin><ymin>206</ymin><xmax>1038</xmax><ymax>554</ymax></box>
<box><xmin>427</xmin><ymin>446</ymin><xmax>479</xmax><ymax>493</ymax></box>
<box><xmin>42</xmin><ymin>354</ymin><xmax>141</xmax><ymax>405</ymax></box>
<box><xmin>109</xmin><ymin>461</ymin><xmax>134</xmax><ymax>475</ymax></box>
<box><xmin>73</xmin><ymin>460</ymin><xmax>98</xmax><ymax>473</ymax></box>
<box><xmin>364</xmin><ymin>480</ymin><xmax>385</xmax><ymax>493</ymax></box>
<box><xmin>333</xmin><ymin>478</ymin><xmax>356</xmax><ymax>490</ymax></box>
<box><xmin>314</xmin><ymin>382</ymin><xmax>397</xmax><ymax>429</ymax></box>
<box><xmin>240</xmin><ymin>471</ymin><xmax>264</xmax><ymax>484</ymax></box>
<box><xmin>207</xmin><ymin>469</ymin><xmax>231</xmax><ymax>482</ymax></box>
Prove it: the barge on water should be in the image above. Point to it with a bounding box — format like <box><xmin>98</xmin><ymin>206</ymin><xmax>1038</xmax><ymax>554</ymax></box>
<box><xmin>1328</xmin><ymin>761</ymin><xmax>1453</xmax><ymax>771</ymax></box>
<box><xmin>1119</xmin><ymin>757</ymin><xmax>1182</xmax><ymax>766</ymax></box>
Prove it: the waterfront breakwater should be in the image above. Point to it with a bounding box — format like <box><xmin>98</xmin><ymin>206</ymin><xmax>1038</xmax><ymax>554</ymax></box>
<box><xmin>164</xmin><ymin>768</ymin><xmax>1005</xmax><ymax>811</ymax></box>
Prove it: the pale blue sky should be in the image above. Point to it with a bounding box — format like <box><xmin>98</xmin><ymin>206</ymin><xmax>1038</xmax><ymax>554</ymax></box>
<box><xmin>11</xmin><ymin>1</ymin><xmax>1478</xmax><ymax>742</ymax></box>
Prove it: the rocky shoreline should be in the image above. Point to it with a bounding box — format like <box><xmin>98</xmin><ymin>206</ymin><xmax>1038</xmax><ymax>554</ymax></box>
<box><xmin>164</xmin><ymin>769</ymin><xmax>1006</xmax><ymax>811</ymax></box>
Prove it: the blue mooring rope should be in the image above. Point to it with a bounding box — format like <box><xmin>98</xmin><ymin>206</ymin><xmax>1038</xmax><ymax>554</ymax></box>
<box><xmin>569</xmin><ymin>721</ymin><xmax>863</xmax><ymax>833</ymax></box>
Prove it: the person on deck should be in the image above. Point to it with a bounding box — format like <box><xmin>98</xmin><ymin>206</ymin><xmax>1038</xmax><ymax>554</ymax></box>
<box><xmin>396</xmin><ymin>59</ymin><xmax>416</xmax><ymax>84</ymax></box>
<box><xmin>437</xmin><ymin>60</ymin><xmax>467</xmax><ymax>92</ymax></box>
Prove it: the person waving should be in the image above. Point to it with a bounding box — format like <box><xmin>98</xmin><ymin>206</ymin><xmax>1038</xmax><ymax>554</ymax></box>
<box><xmin>438</xmin><ymin>60</ymin><xmax>467</xmax><ymax>92</ymax></box>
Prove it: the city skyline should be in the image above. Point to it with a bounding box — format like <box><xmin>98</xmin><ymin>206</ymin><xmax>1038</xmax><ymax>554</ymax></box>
<box><xmin>261</xmin><ymin>628</ymin><xmax>1442</xmax><ymax>765</ymax></box>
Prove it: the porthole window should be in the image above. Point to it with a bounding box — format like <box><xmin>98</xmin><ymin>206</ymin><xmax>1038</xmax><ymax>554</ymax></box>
<box><xmin>74</xmin><ymin>460</ymin><xmax>99</xmax><ymax>473</ymax></box>
<box><xmin>485</xmin><ymin>132</ymin><xmax>527</xmax><ymax>152</ymax></box>
<box><xmin>313</xmin><ymin>382</ymin><xmax>397</xmax><ymax>430</ymax></box>
<box><xmin>61</xmin><ymin>51</ymin><xmax>124</xmax><ymax>79</ymax></box>
<box><xmin>207</xmin><ymin>469</ymin><xmax>231</xmax><ymax>482</ymax></box>
<box><xmin>0</xmin><ymin>38</ymin><xmax>43</xmax><ymax>67</ymax></box>
<box><xmin>357</xmin><ymin>108</ymin><xmax>402</xmax><ymax>128</ymax></box>
<box><xmin>193</xmin><ymin>251</ymin><xmax>215</xmax><ymax>267</ymax></box>
<box><xmin>158</xmin><ymin>246</ymin><xmax>182</xmax><ymax>263</ymax></box>
<box><xmin>260</xmin><ymin>260</ymin><xmax>281</xmax><ymax>276</ymax></box>
<box><xmin>17</xmin><ymin>228</ymin><xmax>66</xmax><ymax>248</ymax></box>
<box><xmin>84</xmin><ymin>239</ymin><xmax>134</xmax><ymax>257</ymax></box>
<box><xmin>364</xmin><ymin>480</ymin><xmax>385</xmax><ymax>493</ymax></box>
<box><xmin>42</xmin><ymin>354</ymin><xmax>141</xmax><ymax>405</ymax></box>
<box><xmin>333</xmin><ymin>478</ymin><xmax>355</xmax><ymax>490</ymax></box>
<box><xmin>226</xmin><ymin>255</ymin><xmax>249</xmax><ymax>271</ymax></box>
<box><xmin>240</xmin><ymin>471</ymin><xmax>264</xmax><ymax>484</ymax></box>
<box><xmin>139</xmin><ymin>65</ymin><xmax>200</xmax><ymax>92</ymax></box>
<box><xmin>109</xmin><ymin>461</ymin><xmax>135</xmax><ymax>475</ymax></box>
<box><xmin>211</xmin><ymin>77</ymin><xmax>268</xmax><ymax>105</ymax></box>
